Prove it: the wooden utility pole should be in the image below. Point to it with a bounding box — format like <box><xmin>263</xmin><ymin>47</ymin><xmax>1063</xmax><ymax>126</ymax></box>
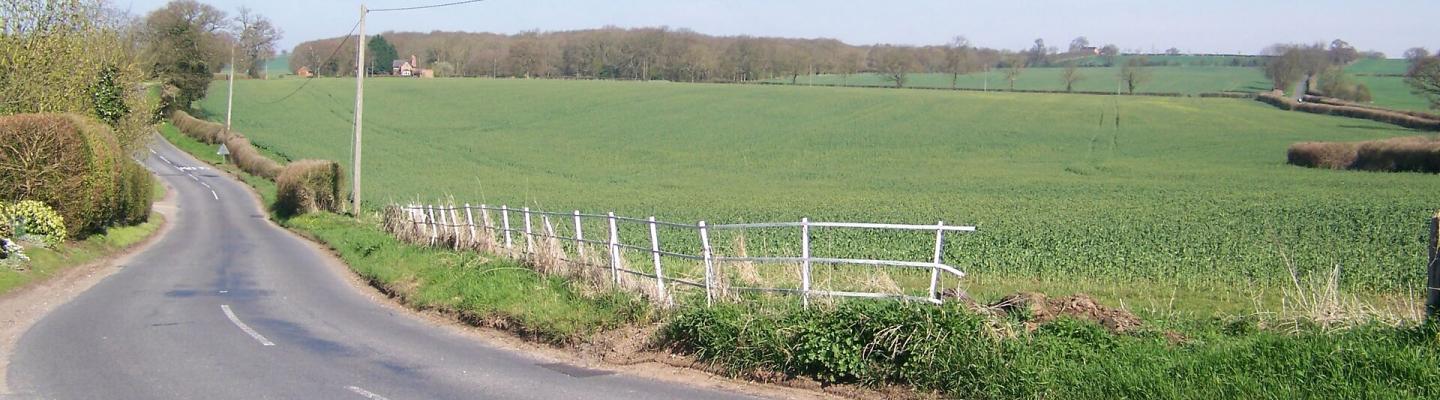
<box><xmin>226</xmin><ymin>46</ymin><xmax>235</xmax><ymax>131</ymax></box>
<box><xmin>352</xmin><ymin>4</ymin><xmax>367</xmax><ymax>215</ymax></box>
<box><xmin>1427</xmin><ymin>211</ymin><xmax>1439</xmax><ymax>319</ymax></box>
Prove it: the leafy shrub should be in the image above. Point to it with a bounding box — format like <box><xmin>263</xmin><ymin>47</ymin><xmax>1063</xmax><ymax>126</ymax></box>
<box><xmin>0</xmin><ymin>200</ymin><xmax>67</xmax><ymax>247</ymax></box>
<box><xmin>0</xmin><ymin>113</ymin><xmax>121</xmax><ymax>237</ymax></box>
<box><xmin>112</xmin><ymin>160</ymin><xmax>153</xmax><ymax>225</ymax></box>
<box><xmin>275</xmin><ymin>160</ymin><xmax>345</xmax><ymax>217</ymax></box>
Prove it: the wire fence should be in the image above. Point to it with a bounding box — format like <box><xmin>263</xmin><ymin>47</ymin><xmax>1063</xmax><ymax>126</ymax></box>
<box><xmin>383</xmin><ymin>202</ymin><xmax>976</xmax><ymax>306</ymax></box>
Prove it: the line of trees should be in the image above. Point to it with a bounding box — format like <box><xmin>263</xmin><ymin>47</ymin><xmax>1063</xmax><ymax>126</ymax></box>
<box><xmin>139</xmin><ymin>0</ymin><xmax>282</xmax><ymax>112</ymax></box>
<box><xmin>1262</xmin><ymin>40</ymin><xmax>1373</xmax><ymax>101</ymax></box>
<box><xmin>291</xmin><ymin>29</ymin><xmax>1137</xmax><ymax>88</ymax></box>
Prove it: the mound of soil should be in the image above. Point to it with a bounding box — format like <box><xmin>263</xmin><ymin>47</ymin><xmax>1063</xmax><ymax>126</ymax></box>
<box><xmin>989</xmin><ymin>292</ymin><xmax>1142</xmax><ymax>333</ymax></box>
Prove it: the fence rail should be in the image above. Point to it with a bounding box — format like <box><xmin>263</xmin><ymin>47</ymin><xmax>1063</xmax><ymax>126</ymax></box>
<box><xmin>388</xmin><ymin>203</ymin><xmax>976</xmax><ymax>306</ymax></box>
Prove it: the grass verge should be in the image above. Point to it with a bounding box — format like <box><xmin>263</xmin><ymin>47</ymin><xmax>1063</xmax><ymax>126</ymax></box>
<box><xmin>0</xmin><ymin>177</ymin><xmax>166</xmax><ymax>296</ymax></box>
<box><xmin>662</xmin><ymin>300</ymin><xmax>1440</xmax><ymax>399</ymax></box>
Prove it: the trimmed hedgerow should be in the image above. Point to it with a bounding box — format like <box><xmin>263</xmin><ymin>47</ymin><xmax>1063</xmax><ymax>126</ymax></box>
<box><xmin>0</xmin><ymin>113</ymin><xmax>122</xmax><ymax>237</ymax></box>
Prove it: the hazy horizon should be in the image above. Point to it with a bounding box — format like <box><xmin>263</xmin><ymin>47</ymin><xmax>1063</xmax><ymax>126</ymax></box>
<box><xmin>115</xmin><ymin>0</ymin><xmax>1439</xmax><ymax>57</ymax></box>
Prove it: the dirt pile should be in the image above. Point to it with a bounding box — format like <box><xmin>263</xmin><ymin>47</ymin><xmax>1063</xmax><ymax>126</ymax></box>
<box><xmin>989</xmin><ymin>292</ymin><xmax>1142</xmax><ymax>333</ymax></box>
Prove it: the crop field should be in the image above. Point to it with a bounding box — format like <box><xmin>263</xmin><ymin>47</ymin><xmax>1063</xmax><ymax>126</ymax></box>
<box><xmin>200</xmin><ymin>78</ymin><xmax>1435</xmax><ymax>312</ymax></box>
<box><xmin>768</xmin><ymin>66</ymin><xmax>1270</xmax><ymax>94</ymax></box>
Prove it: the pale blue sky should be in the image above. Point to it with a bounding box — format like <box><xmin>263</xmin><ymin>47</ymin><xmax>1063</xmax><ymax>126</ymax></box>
<box><xmin>114</xmin><ymin>0</ymin><xmax>1439</xmax><ymax>57</ymax></box>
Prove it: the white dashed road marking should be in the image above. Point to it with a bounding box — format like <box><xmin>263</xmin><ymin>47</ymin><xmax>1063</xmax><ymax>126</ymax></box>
<box><xmin>220</xmin><ymin>305</ymin><xmax>275</xmax><ymax>346</ymax></box>
<box><xmin>346</xmin><ymin>386</ymin><xmax>391</xmax><ymax>400</ymax></box>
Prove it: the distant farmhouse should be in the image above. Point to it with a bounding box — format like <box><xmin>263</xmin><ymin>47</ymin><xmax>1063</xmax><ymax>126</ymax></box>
<box><xmin>296</xmin><ymin>66</ymin><xmax>314</xmax><ymax>78</ymax></box>
<box><xmin>391</xmin><ymin>55</ymin><xmax>434</xmax><ymax>78</ymax></box>
<box><xmin>1080</xmin><ymin>46</ymin><xmax>1100</xmax><ymax>55</ymax></box>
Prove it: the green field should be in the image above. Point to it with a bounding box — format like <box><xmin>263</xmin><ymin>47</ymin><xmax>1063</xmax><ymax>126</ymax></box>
<box><xmin>1346</xmin><ymin>58</ymin><xmax>1410</xmax><ymax>75</ymax></box>
<box><xmin>771</xmin><ymin>66</ymin><xmax>1270</xmax><ymax>94</ymax></box>
<box><xmin>201</xmin><ymin>78</ymin><xmax>1435</xmax><ymax>311</ymax></box>
<box><xmin>219</xmin><ymin>54</ymin><xmax>293</xmax><ymax>78</ymax></box>
<box><xmin>1072</xmin><ymin>54</ymin><xmax>1268</xmax><ymax>67</ymax></box>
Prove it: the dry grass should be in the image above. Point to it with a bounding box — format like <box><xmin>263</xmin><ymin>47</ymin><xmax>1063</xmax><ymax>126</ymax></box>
<box><xmin>1287</xmin><ymin>136</ymin><xmax>1440</xmax><ymax>173</ymax></box>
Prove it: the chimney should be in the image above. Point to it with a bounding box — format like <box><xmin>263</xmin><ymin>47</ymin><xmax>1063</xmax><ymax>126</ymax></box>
<box><xmin>411</xmin><ymin>55</ymin><xmax>417</xmax><ymax>68</ymax></box>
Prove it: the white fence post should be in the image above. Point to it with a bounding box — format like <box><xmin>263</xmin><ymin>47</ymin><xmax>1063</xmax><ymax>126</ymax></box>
<box><xmin>438</xmin><ymin>205</ymin><xmax>449</xmax><ymax>245</ymax></box>
<box><xmin>464</xmin><ymin>204</ymin><xmax>477</xmax><ymax>247</ymax></box>
<box><xmin>500</xmin><ymin>205</ymin><xmax>513</xmax><ymax>250</ymax></box>
<box><xmin>408</xmin><ymin>204</ymin><xmax>420</xmax><ymax>235</ymax></box>
<box><xmin>523</xmin><ymin>207</ymin><xmax>534</xmax><ymax>257</ymax></box>
<box><xmin>543</xmin><ymin>215</ymin><xmax>558</xmax><ymax>259</ymax></box>
<box><xmin>607</xmin><ymin>212</ymin><xmax>620</xmax><ymax>286</ymax></box>
<box><xmin>801</xmin><ymin>217</ymin><xmax>811</xmax><ymax>308</ymax></box>
<box><xmin>929</xmin><ymin>221</ymin><xmax>946</xmax><ymax>302</ymax></box>
<box><xmin>573</xmin><ymin>211</ymin><xmax>585</xmax><ymax>263</ymax></box>
<box><xmin>648</xmin><ymin>216</ymin><xmax>666</xmax><ymax>301</ymax></box>
<box><xmin>699</xmin><ymin>220</ymin><xmax>714</xmax><ymax>306</ymax></box>
<box><xmin>480</xmin><ymin>204</ymin><xmax>493</xmax><ymax>247</ymax></box>
<box><xmin>449</xmin><ymin>206</ymin><xmax>461</xmax><ymax>249</ymax></box>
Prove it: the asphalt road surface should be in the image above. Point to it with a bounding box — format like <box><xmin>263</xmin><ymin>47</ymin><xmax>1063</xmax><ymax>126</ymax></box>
<box><xmin>5</xmin><ymin>137</ymin><xmax>755</xmax><ymax>400</ymax></box>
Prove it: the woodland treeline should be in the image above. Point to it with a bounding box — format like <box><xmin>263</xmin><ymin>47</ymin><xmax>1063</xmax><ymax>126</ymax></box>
<box><xmin>292</xmin><ymin>28</ymin><xmax>1128</xmax><ymax>84</ymax></box>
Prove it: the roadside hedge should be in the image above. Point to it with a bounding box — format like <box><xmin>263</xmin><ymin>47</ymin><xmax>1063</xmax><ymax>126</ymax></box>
<box><xmin>170</xmin><ymin>110</ymin><xmax>283</xmax><ymax>179</ymax></box>
<box><xmin>0</xmin><ymin>113</ymin><xmax>128</xmax><ymax>236</ymax></box>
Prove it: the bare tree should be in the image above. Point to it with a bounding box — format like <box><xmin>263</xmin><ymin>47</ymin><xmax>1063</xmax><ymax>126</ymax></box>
<box><xmin>1405</xmin><ymin>47</ymin><xmax>1432</xmax><ymax>64</ymax></box>
<box><xmin>1003</xmin><ymin>54</ymin><xmax>1025</xmax><ymax>90</ymax></box>
<box><xmin>1165</xmin><ymin>47</ymin><xmax>1181</xmax><ymax>55</ymax></box>
<box><xmin>1027</xmin><ymin>38</ymin><xmax>1048</xmax><ymax>67</ymax></box>
<box><xmin>1327</xmin><ymin>39</ymin><xmax>1358</xmax><ymax>66</ymax></box>
<box><xmin>1068</xmin><ymin>36</ymin><xmax>1090</xmax><ymax>53</ymax></box>
<box><xmin>943</xmin><ymin>36</ymin><xmax>971</xmax><ymax>89</ymax></box>
<box><xmin>1119</xmin><ymin>57</ymin><xmax>1151</xmax><ymax>94</ymax></box>
<box><xmin>1099</xmin><ymin>44</ymin><xmax>1120</xmax><ymax>66</ymax></box>
<box><xmin>1061</xmin><ymin>61</ymin><xmax>1084</xmax><ymax>92</ymax></box>
<box><xmin>1407</xmin><ymin>56</ymin><xmax>1440</xmax><ymax>109</ymax></box>
<box><xmin>870</xmin><ymin>45</ymin><xmax>915</xmax><ymax>88</ymax></box>
<box><xmin>234</xmin><ymin>7</ymin><xmax>281</xmax><ymax>79</ymax></box>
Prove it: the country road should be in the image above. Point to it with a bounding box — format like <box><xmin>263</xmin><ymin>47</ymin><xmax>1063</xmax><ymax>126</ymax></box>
<box><xmin>3</xmin><ymin>137</ymin><xmax>757</xmax><ymax>400</ymax></box>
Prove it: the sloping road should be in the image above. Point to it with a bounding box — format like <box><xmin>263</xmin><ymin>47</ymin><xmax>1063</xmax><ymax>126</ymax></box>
<box><xmin>5</xmin><ymin>137</ymin><xmax>756</xmax><ymax>399</ymax></box>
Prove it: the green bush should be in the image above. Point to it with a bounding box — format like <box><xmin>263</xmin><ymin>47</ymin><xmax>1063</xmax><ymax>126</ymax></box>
<box><xmin>0</xmin><ymin>200</ymin><xmax>67</xmax><ymax>247</ymax></box>
<box><xmin>113</xmin><ymin>160</ymin><xmax>153</xmax><ymax>225</ymax></box>
<box><xmin>0</xmin><ymin>113</ymin><xmax>122</xmax><ymax>237</ymax></box>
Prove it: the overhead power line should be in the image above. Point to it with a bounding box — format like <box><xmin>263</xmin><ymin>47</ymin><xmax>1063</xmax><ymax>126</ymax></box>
<box><xmin>260</xmin><ymin>19</ymin><xmax>362</xmax><ymax>105</ymax></box>
<box><xmin>369</xmin><ymin>0</ymin><xmax>487</xmax><ymax>13</ymax></box>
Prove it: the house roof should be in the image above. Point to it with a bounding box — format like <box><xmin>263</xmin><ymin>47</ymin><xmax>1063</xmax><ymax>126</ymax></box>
<box><xmin>392</xmin><ymin>60</ymin><xmax>409</xmax><ymax>68</ymax></box>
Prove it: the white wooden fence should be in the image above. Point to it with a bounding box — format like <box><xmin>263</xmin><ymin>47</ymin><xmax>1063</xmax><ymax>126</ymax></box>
<box><xmin>390</xmin><ymin>203</ymin><xmax>976</xmax><ymax>306</ymax></box>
